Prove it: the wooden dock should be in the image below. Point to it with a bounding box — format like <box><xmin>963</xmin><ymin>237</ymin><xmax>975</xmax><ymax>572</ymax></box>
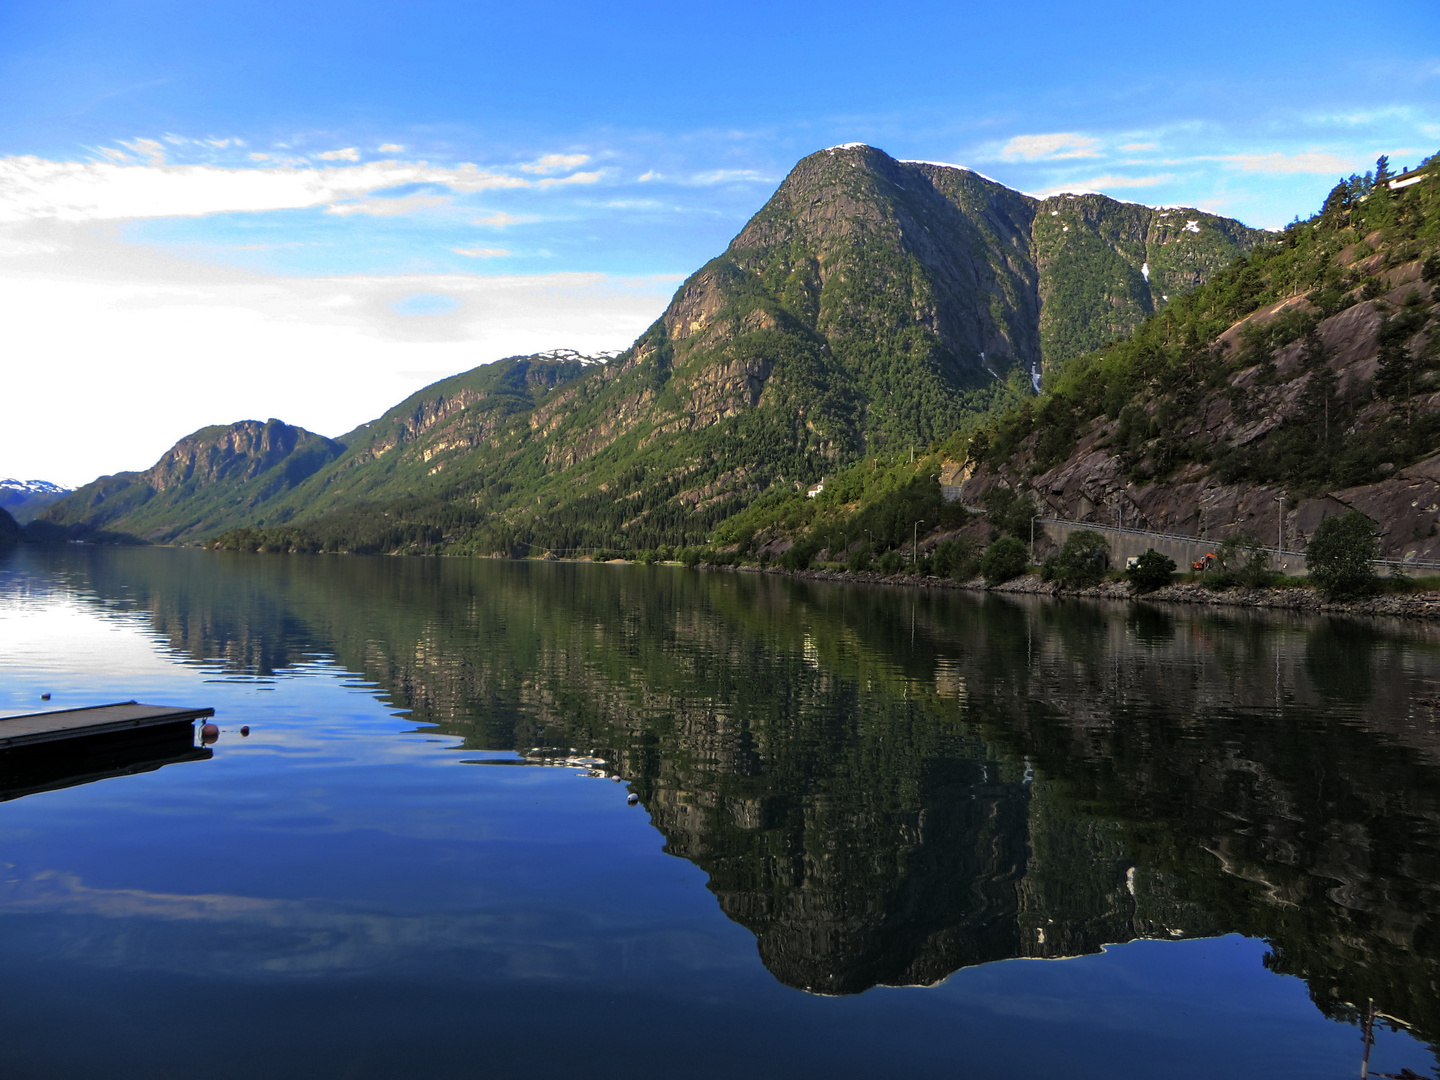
<box><xmin>0</xmin><ymin>701</ymin><xmax>214</xmax><ymax>750</ymax></box>
<box><xmin>0</xmin><ymin>701</ymin><xmax>215</xmax><ymax>802</ymax></box>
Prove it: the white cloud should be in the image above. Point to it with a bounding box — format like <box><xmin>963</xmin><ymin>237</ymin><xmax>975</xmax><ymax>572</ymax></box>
<box><xmin>315</xmin><ymin>147</ymin><xmax>361</xmax><ymax>162</ymax></box>
<box><xmin>520</xmin><ymin>152</ymin><xmax>590</xmax><ymax>174</ymax></box>
<box><xmin>119</xmin><ymin>138</ymin><xmax>166</xmax><ymax>165</ymax></box>
<box><xmin>1120</xmin><ymin>142</ymin><xmax>1157</xmax><ymax>151</ymax></box>
<box><xmin>0</xmin><ymin>156</ymin><xmax>531</xmax><ymax>222</ymax></box>
<box><xmin>0</xmin><ymin>237</ymin><xmax>66</xmax><ymax>258</ymax></box>
<box><xmin>1041</xmin><ymin>173</ymin><xmax>1172</xmax><ymax>195</ymax></box>
<box><xmin>325</xmin><ymin>193</ymin><xmax>452</xmax><ymax>217</ymax></box>
<box><xmin>0</xmin><ymin>232</ymin><xmax>674</xmax><ymax>485</ymax></box>
<box><xmin>536</xmin><ymin>170</ymin><xmax>602</xmax><ymax>187</ymax></box>
<box><xmin>377</xmin><ymin>143</ymin><xmax>404</xmax><ymax>153</ymax></box>
<box><xmin>249</xmin><ymin>152</ymin><xmax>270</xmax><ymax>162</ymax></box>
<box><xmin>684</xmin><ymin>169</ymin><xmax>768</xmax><ymax>185</ymax></box>
<box><xmin>638</xmin><ymin>170</ymin><xmax>659</xmax><ymax>182</ymax></box>
<box><xmin>452</xmin><ymin>247</ymin><xmax>509</xmax><ymax>258</ymax></box>
<box><xmin>1000</xmin><ymin>133</ymin><xmax>1101</xmax><ymax>161</ymax></box>
<box><xmin>1222</xmin><ymin>150</ymin><xmax>1354</xmax><ymax>174</ymax></box>
<box><xmin>472</xmin><ymin>211</ymin><xmax>526</xmax><ymax>227</ymax></box>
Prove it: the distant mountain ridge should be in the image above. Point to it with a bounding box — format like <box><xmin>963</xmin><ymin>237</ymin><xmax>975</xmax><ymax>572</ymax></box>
<box><xmin>33</xmin><ymin>420</ymin><xmax>343</xmax><ymax>543</ymax></box>
<box><xmin>36</xmin><ymin>145</ymin><xmax>1271</xmax><ymax>549</ymax></box>
<box><xmin>0</xmin><ymin>478</ymin><xmax>72</xmax><ymax>524</ymax></box>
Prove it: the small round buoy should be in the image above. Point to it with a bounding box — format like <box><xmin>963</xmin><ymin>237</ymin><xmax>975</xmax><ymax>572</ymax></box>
<box><xmin>40</xmin><ymin>693</ymin><xmax>50</xmax><ymax>701</ymax></box>
<box><xmin>239</xmin><ymin>725</ymin><xmax>250</xmax><ymax>737</ymax></box>
<box><xmin>627</xmin><ymin>793</ymin><xmax>639</xmax><ymax>806</ymax></box>
<box><xmin>201</xmin><ymin>723</ymin><xmax>219</xmax><ymax>745</ymax></box>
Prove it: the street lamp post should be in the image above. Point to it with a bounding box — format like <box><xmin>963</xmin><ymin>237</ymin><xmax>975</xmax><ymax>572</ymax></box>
<box><xmin>1276</xmin><ymin>494</ymin><xmax>1287</xmax><ymax>571</ymax></box>
<box><xmin>1031</xmin><ymin>515</ymin><xmax>1039</xmax><ymax>563</ymax></box>
<box><xmin>913</xmin><ymin>520</ymin><xmax>925</xmax><ymax>569</ymax></box>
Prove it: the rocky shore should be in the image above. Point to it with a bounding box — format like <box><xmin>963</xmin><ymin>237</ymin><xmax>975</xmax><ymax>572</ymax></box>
<box><xmin>711</xmin><ymin>563</ymin><xmax>1440</xmax><ymax>622</ymax></box>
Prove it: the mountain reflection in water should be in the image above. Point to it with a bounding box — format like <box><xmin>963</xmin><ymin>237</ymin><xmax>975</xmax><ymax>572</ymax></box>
<box><xmin>15</xmin><ymin>545</ymin><xmax>1440</xmax><ymax>1061</ymax></box>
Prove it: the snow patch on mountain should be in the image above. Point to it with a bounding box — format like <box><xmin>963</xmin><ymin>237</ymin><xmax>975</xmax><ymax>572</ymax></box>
<box><xmin>0</xmin><ymin>479</ymin><xmax>70</xmax><ymax>495</ymax></box>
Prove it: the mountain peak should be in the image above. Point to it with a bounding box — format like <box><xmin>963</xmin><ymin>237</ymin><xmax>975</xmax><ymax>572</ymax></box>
<box><xmin>40</xmin><ymin>145</ymin><xmax>1272</xmax><ymax>552</ymax></box>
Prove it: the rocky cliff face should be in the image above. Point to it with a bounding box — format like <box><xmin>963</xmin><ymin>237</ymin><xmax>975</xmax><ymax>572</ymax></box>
<box><xmin>969</xmin><ymin>256</ymin><xmax>1439</xmax><ymax>562</ymax></box>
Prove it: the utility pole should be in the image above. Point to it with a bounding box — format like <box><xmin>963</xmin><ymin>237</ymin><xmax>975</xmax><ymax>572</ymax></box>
<box><xmin>1030</xmin><ymin>515</ymin><xmax>1039</xmax><ymax>563</ymax></box>
<box><xmin>913</xmin><ymin>519</ymin><xmax>925</xmax><ymax>568</ymax></box>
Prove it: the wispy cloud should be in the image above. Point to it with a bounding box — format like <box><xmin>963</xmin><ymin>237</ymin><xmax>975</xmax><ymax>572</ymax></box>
<box><xmin>684</xmin><ymin>168</ymin><xmax>769</xmax><ymax>185</ymax></box>
<box><xmin>325</xmin><ymin>193</ymin><xmax>452</xmax><ymax>216</ymax></box>
<box><xmin>315</xmin><ymin>147</ymin><xmax>360</xmax><ymax>162</ymax></box>
<box><xmin>0</xmin><ymin>156</ymin><xmax>531</xmax><ymax>222</ymax></box>
<box><xmin>536</xmin><ymin>170</ymin><xmax>602</xmax><ymax>187</ymax></box>
<box><xmin>473</xmin><ymin>212</ymin><xmax>529</xmax><ymax>227</ymax></box>
<box><xmin>377</xmin><ymin>143</ymin><xmax>404</xmax><ymax>153</ymax></box>
<box><xmin>520</xmin><ymin>153</ymin><xmax>590</xmax><ymax>174</ymax></box>
<box><xmin>452</xmin><ymin>247</ymin><xmax>509</xmax><ymax>258</ymax></box>
<box><xmin>1000</xmin><ymin>133</ymin><xmax>1101</xmax><ymax>161</ymax></box>
<box><xmin>1120</xmin><ymin>142</ymin><xmax>1157</xmax><ymax>151</ymax></box>
<box><xmin>1040</xmin><ymin>174</ymin><xmax>1173</xmax><ymax>195</ymax></box>
<box><xmin>1221</xmin><ymin>150</ymin><xmax>1355</xmax><ymax>174</ymax></box>
<box><xmin>119</xmin><ymin>138</ymin><xmax>167</xmax><ymax>165</ymax></box>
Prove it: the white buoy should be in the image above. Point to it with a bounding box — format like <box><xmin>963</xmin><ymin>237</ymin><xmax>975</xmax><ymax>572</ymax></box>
<box><xmin>627</xmin><ymin>793</ymin><xmax>639</xmax><ymax>806</ymax></box>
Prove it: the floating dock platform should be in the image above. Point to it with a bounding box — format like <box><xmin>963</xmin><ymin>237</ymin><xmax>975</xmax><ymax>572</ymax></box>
<box><xmin>0</xmin><ymin>701</ymin><xmax>215</xmax><ymax>802</ymax></box>
<box><xmin>0</xmin><ymin>701</ymin><xmax>214</xmax><ymax>750</ymax></box>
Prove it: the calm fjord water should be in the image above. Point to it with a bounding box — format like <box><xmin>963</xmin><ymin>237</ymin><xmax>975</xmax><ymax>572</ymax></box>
<box><xmin>0</xmin><ymin>544</ymin><xmax>1436</xmax><ymax>1079</ymax></box>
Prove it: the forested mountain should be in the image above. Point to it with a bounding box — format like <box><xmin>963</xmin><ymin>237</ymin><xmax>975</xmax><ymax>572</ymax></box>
<box><xmin>35</xmin><ymin>144</ymin><xmax>1267</xmax><ymax>551</ymax></box>
<box><xmin>628</xmin><ymin>154</ymin><xmax>1440</xmax><ymax>573</ymax></box>
<box><xmin>32</xmin><ymin>419</ymin><xmax>343</xmax><ymax>543</ymax></box>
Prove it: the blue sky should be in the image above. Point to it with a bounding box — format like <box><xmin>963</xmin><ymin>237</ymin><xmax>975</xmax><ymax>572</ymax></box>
<box><xmin>1</xmin><ymin>0</ymin><xmax>1437</xmax><ymax>484</ymax></box>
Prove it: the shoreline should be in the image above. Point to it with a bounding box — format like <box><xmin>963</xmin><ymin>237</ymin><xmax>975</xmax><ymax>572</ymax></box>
<box><xmin>32</xmin><ymin>541</ymin><xmax>1440</xmax><ymax>622</ymax></box>
<box><xmin>705</xmin><ymin>562</ymin><xmax>1440</xmax><ymax>622</ymax></box>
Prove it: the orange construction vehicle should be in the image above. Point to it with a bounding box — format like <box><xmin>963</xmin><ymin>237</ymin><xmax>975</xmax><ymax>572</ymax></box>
<box><xmin>1192</xmin><ymin>552</ymin><xmax>1218</xmax><ymax>572</ymax></box>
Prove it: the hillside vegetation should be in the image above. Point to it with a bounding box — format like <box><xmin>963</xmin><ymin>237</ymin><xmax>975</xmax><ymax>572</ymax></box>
<box><xmin>582</xmin><ymin>152</ymin><xmax>1440</xmax><ymax>577</ymax></box>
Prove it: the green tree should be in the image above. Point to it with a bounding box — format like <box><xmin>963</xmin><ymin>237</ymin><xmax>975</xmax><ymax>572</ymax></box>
<box><xmin>1306</xmin><ymin>510</ymin><xmax>1378</xmax><ymax>599</ymax></box>
<box><xmin>1126</xmin><ymin>549</ymin><xmax>1176</xmax><ymax>593</ymax></box>
<box><xmin>981</xmin><ymin>536</ymin><xmax>1029</xmax><ymax>585</ymax></box>
<box><xmin>1216</xmin><ymin>532</ymin><xmax>1273</xmax><ymax>588</ymax></box>
<box><xmin>1041</xmin><ymin>530</ymin><xmax>1111</xmax><ymax>588</ymax></box>
<box><xmin>931</xmin><ymin>537</ymin><xmax>980</xmax><ymax>581</ymax></box>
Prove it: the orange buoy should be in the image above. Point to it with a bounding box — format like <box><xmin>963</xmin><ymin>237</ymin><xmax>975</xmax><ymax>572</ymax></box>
<box><xmin>201</xmin><ymin>723</ymin><xmax>219</xmax><ymax>744</ymax></box>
